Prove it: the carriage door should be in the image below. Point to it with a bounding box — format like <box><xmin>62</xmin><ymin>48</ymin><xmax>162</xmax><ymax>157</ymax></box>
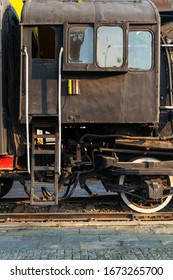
<box><xmin>21</xmin><ymin>26</ymin><xmax>62</xmax><ymax>118</ymax></box>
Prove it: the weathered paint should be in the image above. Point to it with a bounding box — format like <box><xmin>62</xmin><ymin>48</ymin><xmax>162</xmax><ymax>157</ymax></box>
<box><xmin>9</xmin><ymin>0</ymin><xmax>23</xmax><ymax>18</ymax></box>
<box><xmin>21</xmin><ymin>0</ymin><xmax>158</xmax><ymax>25</ymax></box>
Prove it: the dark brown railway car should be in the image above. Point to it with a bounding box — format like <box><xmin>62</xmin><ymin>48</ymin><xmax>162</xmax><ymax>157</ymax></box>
<box><xmin>18</xmin><ymin>0</ymin><xmax>173</xmax><ymax>212</ymax></box>
<box><xmin>1</xmin><ymin>0</ymin><xmax>173</xmax><ymax>213</ymax></box>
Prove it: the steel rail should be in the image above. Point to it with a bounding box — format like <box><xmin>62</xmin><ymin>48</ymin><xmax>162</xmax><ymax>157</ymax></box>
<box><xmin>0</xmin><ymin>211</ymin><xmax>173</xmax><ymax>223</ymax></box>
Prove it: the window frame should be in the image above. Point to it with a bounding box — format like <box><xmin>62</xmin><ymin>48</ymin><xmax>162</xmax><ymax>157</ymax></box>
<box><xmin>128</xmin><ymin>27</ymin><xmax>154</xmax><ymax>72</ymax></box>
<box><xmin>96</xmin><ymin>25</ymin><xmax>125</xmax><ymax>69</ymax></box>
<box><xmin>68</xmin><ymin>25</ymin><xmax>94</xmax><ymax>64</ymax></box>
<box><xmin>32</xmin><ymin>26</ymin><xmax>56</xmax><ymax>60</ymax></box>
<box><xmin>63</xmin><ymin>23</ymin><xmax>128</xmax><ymax>72</ymax></box>
<box><xmin>63</xmin><ymin>23</ymin><xmax>95</xmax><ymax>71</ymax></box>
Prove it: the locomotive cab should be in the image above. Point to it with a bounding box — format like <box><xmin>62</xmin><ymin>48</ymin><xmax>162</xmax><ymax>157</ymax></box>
<box><xmin>20</xmin><ymin>0</ymin><xmax>160</xmax><ymax>124</ymax></box>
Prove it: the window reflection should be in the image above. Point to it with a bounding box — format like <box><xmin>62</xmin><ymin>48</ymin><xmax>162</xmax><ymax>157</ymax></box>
<box><xmin>69</xmin><ymin>26</ymin><xmax>93</xmax><ymax>63</ymax></box>
<box><xmin>97</xmin><ymin>26</ymin><xmax>123</xmax><ymax>68</ymax></box>
<box><xmin>128</xmin><ymin>31</ymin><xmax>152</xmax><ymax>70</ymax></box>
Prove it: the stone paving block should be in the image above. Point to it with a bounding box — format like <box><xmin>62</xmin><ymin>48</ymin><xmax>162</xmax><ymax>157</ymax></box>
<box><xmin>132</xmin><ymin>248</ymin><xmax>153</xmax><ymax>260</ymax></box>
<box><xmin>0</xmin><ymin>235</ymin><xmax>22</xmax><ymax>241</ymax></box>
<box><xmin>38</xmin><ymin>236</ymin><xmax>61</xmax><ymax>246</ymax></box>
<box><xmin>111</xmin><ymin>250</ymin><xmax>124</xmax><ymax>259</ymax></box>
<box><xmin>64</xmin><ymin>249</ymin><xmax>73</xmax><ymax>260</ymax></box>
<box><xmin>17</xmin><ymin>241</ymin><xmax>40</xmax><ymax>250</ymax></box>
<box><xmin>39</xmin><ymin>243</ymin><xmax>62</xmax><ymax>250</ymax></box>
<box><xmin>151</xmin><ymin>249</ymin><xmax>165</xmax><ymax>259</ymax></box>
<box><xmin>6</xmin><ymin>250</ymin><xmax>20</xmax><ymax>260</ymax></box>
<box><xmin>109</xmin><ymin>248</ymin><xmax>145</xmax><ymax>260</ymax></box>
<box><xmin>60</xmin><ymin>234</ymin><xmax>99</xmax><ymax>243</ymax></box>
<box><xmin>0</xmin><ymin>250</ymin><xmax>5</xmax><ymax>259</ymax></box>
<box><xmin>137</xmin><ymin>248</ymin><xmax>157</xmax><ymax>260</ymax></box>
<box><xmin>131</xmin><ymin>248</ymin><xmax>147</xmax><ymax>260</ymax></box>
<box><xmin>0</xmin><ymin>241</ymin><xmax>22</xmax><ymax>250</ymax></box>
<box><xmin>0</xmin><ymin>229</ymin><xmax>8</xmax><ymax>234</ymax></box>
<box><xmin>79</xmin><ymin>228</ymin><xmax>117</xmax><ymax>235</ymax></box>
<box><xmin>59</xmin><ymin>235</ymin><xmax>100</xmax><ymax>250</ymax></box>
<box><xmin>102</xmin><ymin>250</ymin><xmax>113</xmax><ymax>260</ymax></box>
<box><xmin>113</xmin><ymin>226</ymin><xmax>153</xmax><ymax>235</ymax></box>
<box><xmin>120</xmin><ymin>240</ymin><xmax>163</xmax><ymax>248</ymax></box>
<box><xmin>99</xmin><ymin>234</ymin><xmax>139</xmax><ymax>242</ymax></box>
<box><xmin>0</xmin><ymin>250</ymin><xmax>13</xmax><ymax>260</ymax></box>
<box><xmin>32</xmin><ymin>249</ymin><xmax>46</xmax><ymax>260</ymax></box>
<box><xmin>163</xmin><ymin>249</ymin><xmax>173</xmax><ymax>259</ymax></box>
<box><xmin>34</xmin><ymin>228</ymin><xmax>80</xmax><ymax>236</ymax></box>
<box><xmin>150</xmin><ymin>225</ymin><xmax>173</xmax><ymax>234</ymax></box>
<box><xmin>46</xmin><ymin>249</ymin><xmax>65</xmax><ymax>260</ymax></box>
<box><xmin>161</xmin><ymin>241</ymin><xmax>173</xmax><ymax>247</ymax></box>
<box><xmin>41</xmin><ymin>249</ymin><xmax>56</xmax><ymax>259</ymax></box>
<box><xmin>137</xmin><ymin>234</ymin><xmax>173</xmax><ymax>242</ymax></box>
<box><xmin>3</xmin><ymin>228</ymin><xmax>79</xmax><ymax>237</ymax></box>
<box><xmin>5</xmin><ymin>228</ymin><xmax>35</xmax><ymax>236</ymax></box>
<box><xmin>80</xmin><ymin>241</ymin><xmax>121</xmax><ymax>250</ymax></box>
<box><xmin>80</xmin><ymin>249</ymin><xmax>89</xmax><ymax>260</ymax></box>
<box><xmin>38</xmin><ymin>252</ymin><xmax>49</xmax><ymax>260</ymax></box>
<box><xmin>22</xmin><ymin>250</ymin><xmax>35</xmax><ymax>260</ymax></box>
<box><xmin>15</xmin><ymin>250</ymin><xmax>31</xmax><ymax>260</ymax></box>
<box><xmin>53</xmin><ymin>228</ymin><xmax>80</xmax><ymax>235</ymax></box>
<box><xmin>87</xmin><ymin>249</ymin><xmax>98</xmax><ymax>260</ymax></box>
<box><xmin>94</xmin><ymin>249</ymin><xmax>108</xmax><ymax>260</ymax></box>
<box><xmin>21</xmin><ymin>236</ymin><xmax>39</xmax><ymax>241</ymax></box>
<box><xmin>54</xmin><ymin>250</ymin><xmax>65</xmax><ymax>260</ymax></box>
<box><xmin>72</xmin><ymin>249</ymin><xmax>81</xmax><ymax>260</ymax></box>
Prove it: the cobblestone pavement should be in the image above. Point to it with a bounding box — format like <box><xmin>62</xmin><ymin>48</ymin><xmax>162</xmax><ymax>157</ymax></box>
<box><xmin>0</xmin><ymin>223</ymin><xmax>173</xmax><ymax>260</ymax></box>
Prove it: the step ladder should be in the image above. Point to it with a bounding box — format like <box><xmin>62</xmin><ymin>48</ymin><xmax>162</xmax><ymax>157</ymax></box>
<box><xmin>30</xmin><ymin>121</ymin><xmax>60</xmax><ymax>205</ymax></box>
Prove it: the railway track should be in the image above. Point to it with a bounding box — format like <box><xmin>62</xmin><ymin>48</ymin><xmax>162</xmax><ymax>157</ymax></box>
<box><xmin>0</xmin><ymin>210</ymin><xmax>173</xmax><ymax>223</ymax></box>
<box><xmin>0</xmin><ymin>195</ymin><xmax>173</xmax><ymax>223</ymax></box>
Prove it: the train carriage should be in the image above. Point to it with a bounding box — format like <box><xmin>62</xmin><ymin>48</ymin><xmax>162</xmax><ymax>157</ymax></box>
<box><xmin>0</xmin><ymin>0</ymin><xmax>20</xmax><ymax>197</ymax></box>
<box><xmin>1</xmin><ymin>0</ymin><xmax>173</xmax><ymax>213</ymax></box>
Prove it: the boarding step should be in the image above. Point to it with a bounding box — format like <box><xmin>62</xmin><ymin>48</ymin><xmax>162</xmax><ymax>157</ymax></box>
<box><xmin>33</xmin><ymin>166</ymin><xmax>55</xmax><ymax>171</ymax></box>
<box><xmin>32</xmin><ymin>182</ymin><xmax>55</xmax><ymax>188</ymax></box>
<box><xmin>34</xmin><ymin>150</ymin><xmax>55</xmax><ymax>155</ymax></box>
<box><xmin>30</xmin><ymin>120</ymin><xmax>59</xmax><ymax>206</ymax></box>
<box><xmin>34</xmin><ymin>134</ymin><xmax>55</xmax><ymax>139</ymax></box>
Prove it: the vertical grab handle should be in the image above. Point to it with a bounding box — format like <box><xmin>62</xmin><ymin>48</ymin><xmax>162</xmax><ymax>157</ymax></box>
<box><xmin>58</xmin><ymin>47</ymin><xmax>63</xmax><ymax>175</ymax></box>
<box><xmin>23</xmin><ymin>46</ymin><xmax>30</xmax><ymax>174</ymax></box>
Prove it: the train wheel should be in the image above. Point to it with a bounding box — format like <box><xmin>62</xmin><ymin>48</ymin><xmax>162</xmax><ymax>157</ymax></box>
<box><xmin>0</xmin><ymin>178</ymin><xmax>13</xmax><ymax>198</ymax></box>
<box><xmin>119</xmin><ymin>157</ymin><xmax>173</xmax><ymax>213</ymax></box>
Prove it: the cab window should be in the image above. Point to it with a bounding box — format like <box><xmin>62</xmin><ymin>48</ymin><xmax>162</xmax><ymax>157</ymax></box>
<box><xmin>97</xmin><ymin>26</ymin><xmax>124</xmax><ymax>68</ymax></box>
<box><xmin>68</xmin><ymin>26</ymin><xmax>93</xmax><ymax>63</ymax></box>
<box><xmin>128</xmin><ymin>31</ymin><xmax>152</xmax><ymax>70</ymax></box>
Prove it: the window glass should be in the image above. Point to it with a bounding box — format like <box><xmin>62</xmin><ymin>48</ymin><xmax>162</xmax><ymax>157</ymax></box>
<box><xmin>69</xmin><ymin>26</ymin><xmax>93</xmax><ymax>63</ymax></box>
<box><xmin>32</xmin><ymin>26</ymin><xmax>55</xmax><ymax>59</ymax></box>
<box><xmin>128</xmin><ymin>31</ymin><xmax>152</xmax><ymax>70</ymax></box>
<box><xmin>97</xmin><ymin>26</ymin><xmax>123</xmax><ymax>68</ymax></box>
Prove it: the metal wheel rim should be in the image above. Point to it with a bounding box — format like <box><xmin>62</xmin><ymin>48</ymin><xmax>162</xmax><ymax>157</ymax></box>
<box><xmin>119</xmin><ymin>157</ymin><xmax>173</xmax><ymax>213</ymax></box>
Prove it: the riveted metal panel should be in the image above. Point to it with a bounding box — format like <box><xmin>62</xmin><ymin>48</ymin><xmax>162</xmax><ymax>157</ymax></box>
<box><xmin>21</xmin><ymin>0</ymin><xmax>158</xmax><ymax>25</ymax></box>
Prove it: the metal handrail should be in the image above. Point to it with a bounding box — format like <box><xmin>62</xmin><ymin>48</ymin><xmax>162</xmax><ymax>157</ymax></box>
<box><xmin>58</xmin><ymin>47</ymin><xmax>63</xmax><ymax>175</ymax></box>
<box><xmin>23</xmin><ymin>46</ymin><xmax>30</xmax><ymax>174</ymax></box>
